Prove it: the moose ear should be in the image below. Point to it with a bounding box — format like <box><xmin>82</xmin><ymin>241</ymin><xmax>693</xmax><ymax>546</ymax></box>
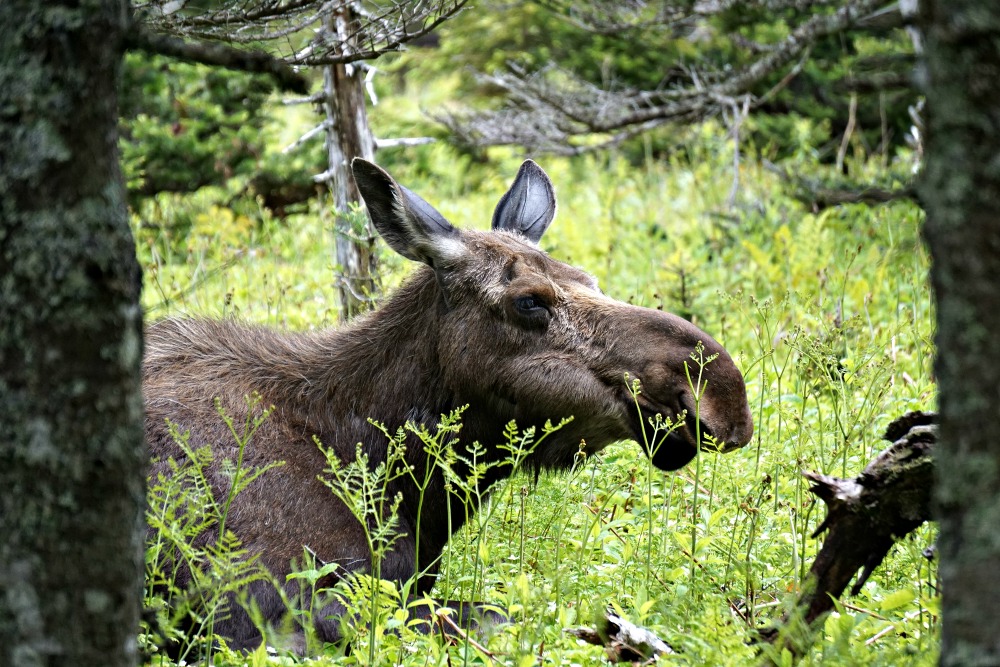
<box><xmin>352</xmin><ymin>158</ymin><xmax>466</xmax><ymax>266</ymax></box>
<box><xmin>491</xmin><ymin>160</ymin><xmax>556</xmax><ymax>243</ymax></box>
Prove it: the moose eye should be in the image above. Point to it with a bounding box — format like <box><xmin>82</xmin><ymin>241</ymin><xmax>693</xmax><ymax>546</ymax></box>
<box><xmin>512</xmin><ymin>295</ymin><xmax>551</xmax><ymax>328</ymax></box>
<box><xmin>515</xmin><ymin>295</ymin><xmax>545</xmax><ymax>313</ymax></box>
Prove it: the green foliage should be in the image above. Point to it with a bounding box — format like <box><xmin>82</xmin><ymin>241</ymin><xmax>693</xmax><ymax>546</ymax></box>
<box><xmin>121</xmin><ymin>53</ymin><xmax>277</xmax><ymax>199</ymax></box>
<box><xmin>429</xmin><ymin>1</ymin><xmax>917</xmax><ymax>160</ymax></box>
<box><xmin>138</xmin><ymin>82</ymin><xmax>936</xmax><ymax>664</ymax></box>
<box><xmin>143</xmin><ymin>395</ymin><xmax>282</xmax><ymax>663</ymax></box>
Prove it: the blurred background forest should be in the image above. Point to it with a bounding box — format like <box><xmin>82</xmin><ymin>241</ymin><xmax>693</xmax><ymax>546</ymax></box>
<box><xmin>124</xmin><ymin>1</ymin><xmax>934</xmax><ymax>665</ymax></box>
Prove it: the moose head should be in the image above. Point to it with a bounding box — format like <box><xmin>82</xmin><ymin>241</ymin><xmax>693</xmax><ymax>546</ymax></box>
<box><xmin>351</xmin><ymin>158</ymin><xmax>754</xmax><ymax>472</ymax></box>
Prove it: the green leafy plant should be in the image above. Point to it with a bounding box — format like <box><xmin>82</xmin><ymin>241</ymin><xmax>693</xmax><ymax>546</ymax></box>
<box><xmin>143</xmin><ymin>395</ymin><xmax>281</xmax><ymax>663</ymax></box>
<box><xmin>138</xmin><ymin>97</ymin><xmax>936</xmax><ymax>664</ymax></box>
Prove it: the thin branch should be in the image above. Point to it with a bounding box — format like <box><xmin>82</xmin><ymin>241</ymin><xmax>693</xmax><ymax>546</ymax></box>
<box><xmin>282</xmin><ymin>121</ymin><xmax>332</xmax><ymax>153</ymax></box>
<box><xmin>836</xmin><ymin>93</ymin><xmax>858</xmax><ymax>173</ymax></box>
<box><xmin>135</xmin><ymin>0</ymin><xmax>471</xmax><ymax>68</ymax></box>
<box><xmin>434</xmin><ymin>610</ymin><xmax>496</xmax><ymax>657</ymax></box>
<box><xmin>374</xmin><ymin>137</ymin><xmax>436</xmax><ymax>149</ymax></box>
<box><xmin>443</xmin><ymin>0</ymin><xmax>887</xmax><ymax>152</ymax></box>
<box><xmin>282</xmin><ymin>91</ymin><xmax>327</xmax><ymax>105</ymax></box>
<box><xmin>125</xmin><ymin>27</ymin><xmax>308</xmax><ymax>93</ymax></box>
<box><xmin>711</xmin><ymin>0</ymin><xmax>884</xmax><ymax>105</ymax></box>
<box><xmin>756</xmin><ymin>47</ymin><xmax>811</xmax><ymax>105</ymax></box>
<box><xmin>292</xmin><ymin>0</ymin><xmax>470</xmax><ymax>66</ymax></box>
<box><xmin>763</xmin><ymin>159</ymin><xmax>917</xmax><ymax>209</ymax></box>
<box><xmin>725</xmin><ymin>96</ymin><xmax>752</xmax><ymax>208</ymax></box>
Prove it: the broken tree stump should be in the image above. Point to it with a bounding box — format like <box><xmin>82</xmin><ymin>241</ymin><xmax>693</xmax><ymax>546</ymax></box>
<box><xmin>758</xmin><ymin>410</ymin><xmax>936</xmax><ymax>661</ymax></box>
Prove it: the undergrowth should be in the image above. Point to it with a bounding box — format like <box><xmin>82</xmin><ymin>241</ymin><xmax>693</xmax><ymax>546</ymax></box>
<box><xmin>135</xmin><ymin>108</ymin><xmax>936</xmax><ymax>664</ymax></box>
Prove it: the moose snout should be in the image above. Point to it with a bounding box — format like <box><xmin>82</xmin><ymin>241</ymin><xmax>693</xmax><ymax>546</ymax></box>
<box><xmin>632</xmin><ymin>310</ymin><xmax>754</xmax><ymax>456</ymax></box>
<box><xmin>724</xmin><ymin>403</ymin><xmax>755</xmax><ymax>450</ymax></box>
<box><xmin>687</xmin><ymin>358</ymin><xmax>754</xmax><ymax>453</ymax></box>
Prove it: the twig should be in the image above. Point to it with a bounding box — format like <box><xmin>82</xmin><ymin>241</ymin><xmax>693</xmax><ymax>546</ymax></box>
<box><xmin>725</xmin><ymin>95</ymin><xmax>752</xmax><ymax>208</ymax></box>
<box><xmin>865</xmin><ymin>623</ymin><xmax>897</xmax><ymax>645</ymax></box>
<box><xmin>375</xmin><ymin>137</ymin><xmax>436</xmax><ymax>149</ymax></box>
<box><xmin>282</xmin><ymin>121</ymin><xmax>332</xmax><ymax>153</ymax></box>
<box><xmin>435</xmin><ymin>610</ymin><xmax>496</xmax><ymax>659</ymax></box>
<box><xmin>282</xmin><ymin>91</ymin><xmax>326</xmax><ymax>106</ymax></box>
<box><xmin>757</xmin><ymin>47</ymin><xmax>811</xmax><ymax>106</ymax></box>
<box><xmin>836</xmin><ymin>93</ymin><xmax>858</xmax><ymax>173</ymax></box>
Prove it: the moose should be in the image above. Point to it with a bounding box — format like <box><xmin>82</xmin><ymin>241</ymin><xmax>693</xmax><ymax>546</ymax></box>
<box><xmin>144</xmin><ymin>158</ymin><xmax>754</xmax><ymax>651</ymax></box>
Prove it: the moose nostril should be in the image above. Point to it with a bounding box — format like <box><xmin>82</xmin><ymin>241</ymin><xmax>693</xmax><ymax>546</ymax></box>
<box><xmin>728</xmin><ymin>411</ymin><xmax>754</xmax><ymax>448</ymax></box>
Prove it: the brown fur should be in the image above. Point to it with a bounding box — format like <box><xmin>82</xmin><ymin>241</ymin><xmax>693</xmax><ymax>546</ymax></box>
<box><xmin>144</xmin><ymin>160</ymin><xmax>753</xmax><ymax>650</ymax></box>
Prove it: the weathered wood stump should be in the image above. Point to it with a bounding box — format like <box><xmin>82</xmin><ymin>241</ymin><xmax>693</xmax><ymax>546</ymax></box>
<box><xmin>758</xmin><ymin>410</ymin><xmax>936</xmax><ymax>662</ymax></box>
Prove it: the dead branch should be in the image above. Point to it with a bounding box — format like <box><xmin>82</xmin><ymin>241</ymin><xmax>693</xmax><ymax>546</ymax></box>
<box><xmin>757</xmin><ymin>411</ymin><xmax>936</xmax><ymax>663</ymax></box>
<box><xmin>133</xmin><ymin>0</ymin><xmax>470</xmax><ymax>68</ymax></box>
<box><xmin>125</xmin><ymin>27</ymin><xmax>308</xmax><ymax>93</ymax></box>
<box><xmin>567</xmin><ymin>610</ymin><xmax>674</xmax><ymax>663</ymax></box>
<box><xmin>442</xmin><ymin>0</ymin><xmax>885</xmax><ymax>152</ymax></box>
<box><xmin>762</xmin><ymin>159</ymin><xmax>916</xmax><ymax>210</ymax></box>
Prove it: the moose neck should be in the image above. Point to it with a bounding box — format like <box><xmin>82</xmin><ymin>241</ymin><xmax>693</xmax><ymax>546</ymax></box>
<box><xmin>308</xmin><ymin>267</ymin><xmax>450</xmax><ymax>436</ymax></box>
<box><xmin>312</xmin><ymin>265</ymin><xmax>518</xmax><ymax>455</ymax></box>
<box><xmin>302</xmin><ymin>266</ymin><xmax>520</xmax><ymax>571</ymax></box>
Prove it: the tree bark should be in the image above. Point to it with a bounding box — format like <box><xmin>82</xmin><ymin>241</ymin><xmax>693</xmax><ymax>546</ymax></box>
<box><xmin>918</xmin><ymin>2</ymin><xmax>1000</xmax><ymax>665</ymax></box>
<box><xmin>0</xmin><ymin>2</ymin><xmax>145</xmax><ymax>665</ymax></box>
<box><xmin>322</xmin><ymin>3</ymin><xmax>379</xmax><ymax>320</ymax></box>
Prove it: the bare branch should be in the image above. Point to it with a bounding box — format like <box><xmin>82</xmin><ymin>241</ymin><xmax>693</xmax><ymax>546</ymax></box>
<box><xmin>442</xmin><ymin>0</ymin><xmax>888</xmax><ymax>152</ymax></box>
<box><xmin>124</xmin><ymin>26</ymin><xmax>309</xmax><ymax>93</ymax></box>
<box><xmin>282</xmin><ymin>91</ymin><xmax>327</xmax><ymax>105</ymax></box>
<box><xmin>282</xmin><ymin>121</ymin><xmax>332</xmax><ymax>153</ymax></box>
<box><xmin>134</xmin><ymin>0</ymin><xmax>470</xmax><ymax>68</ymax></box>
<box><xmin>763</xmin><ymin>160</ymin><xmax>917</xmax><ymax>209</ymax></box>
<box><xmin>294</xmin><ymin>1</ymin><xmax>470</xmax><ymax>66</ymax></box>
<box><xmin>374</xmin><ymin>136</ymin><xmax>436</xmax><ymax>149</ymax></box>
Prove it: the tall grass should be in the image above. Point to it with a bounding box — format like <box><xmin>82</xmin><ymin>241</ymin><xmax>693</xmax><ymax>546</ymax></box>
<box><xmin>136</xmin><ymin>114</ymin><xmax>935</xmax><ymax>664</ymax></box>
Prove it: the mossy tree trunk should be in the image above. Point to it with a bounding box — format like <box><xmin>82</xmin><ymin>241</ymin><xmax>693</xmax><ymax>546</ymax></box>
<box><xmin>918</xmin><ymin>2</ymin><xmax>1000</xmax><ymax>665</ymax></box>
<box><xmin>0</xmin><ymin>1</ymin><xmax>144</xmax><ymax>665</ymax></box>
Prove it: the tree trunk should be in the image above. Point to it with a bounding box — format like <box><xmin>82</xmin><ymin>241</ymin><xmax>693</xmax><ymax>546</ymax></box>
<box><xmin>918</xmin><ymin>2</ymin><xmax>1000</xmax><ymax>665</ymax></box>
<box><xmin>0</xmin><ymin>2</ymin><xmax>144</xmax><ymax>665</ymax></box>
<box><xmin>322</xmin><ymin>3</ymin><xmax>379</xmax><ymax>321</ymax></box>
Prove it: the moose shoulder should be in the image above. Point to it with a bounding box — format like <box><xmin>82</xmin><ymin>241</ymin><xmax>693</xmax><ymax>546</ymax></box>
<box><xmin>144</xmin><ymin>159</ymin><xmax>754</xmax><ymax>650</ymax></box>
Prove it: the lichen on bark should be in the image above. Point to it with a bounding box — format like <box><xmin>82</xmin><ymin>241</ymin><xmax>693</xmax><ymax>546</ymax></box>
<box><xmin>0</xmin><ymin>1</ymin><xmax>145</xmax><ymax>665</ymax></box>
<box><xmin>918</xmin><ymin>2</ymin><xmax>1000</xmax><ymax>665</ymax></box>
